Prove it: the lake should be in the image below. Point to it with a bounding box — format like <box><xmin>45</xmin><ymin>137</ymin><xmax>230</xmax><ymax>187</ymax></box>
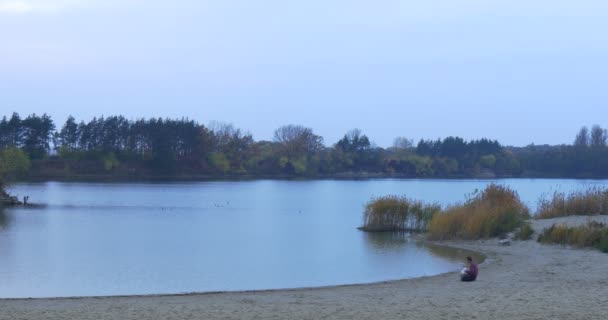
<box><xmin>1</xmin><ymin>179</ymin><xmax>606</xmax><ymax>298</ymax></box>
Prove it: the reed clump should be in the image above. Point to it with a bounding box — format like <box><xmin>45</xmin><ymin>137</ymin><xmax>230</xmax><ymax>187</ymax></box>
<box><xmin>359</xmin><ymin>195</ymin><xmax>441</xmax><ymax>232</ymax></box>
<box><xmin>537</xmin><ymin>222</ymin><xmax>608</xmax><ymax>253</ymax></box>
<box><xmin>536</xmin><ymin>187</ymin><xmax>608</xmax><ymax>219</ymax></box>
<box><xmin>428</xmin><ymin>184</ymin><xmax>530</xmax><ymax>240</ymax></box>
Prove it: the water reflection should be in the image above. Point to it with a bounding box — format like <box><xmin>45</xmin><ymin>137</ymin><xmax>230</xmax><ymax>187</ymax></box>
<box><xmin>422</xmin><ymin>242</ymin><xmax>486</xmax><ymax>264</ymax></box>
<box><xmin>0</xmin><ymin>208</ymin><xmax>11</xmax><ymax>231</ymax></box>
<box><xmin>364</xmin><ymin>232</ymin><xmax>485</xmax><ymax>264</ymax></box>
<box><xmin>363</xmin><ymin>231</ymin><xmax>411</xmax><ymax>251</ymax></box>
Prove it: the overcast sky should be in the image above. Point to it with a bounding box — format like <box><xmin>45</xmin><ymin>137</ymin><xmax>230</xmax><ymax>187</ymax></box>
<box><xmin>1</xmin><ymin>0</ymin><xmax>607</xmax><ymax>147</ymax></box>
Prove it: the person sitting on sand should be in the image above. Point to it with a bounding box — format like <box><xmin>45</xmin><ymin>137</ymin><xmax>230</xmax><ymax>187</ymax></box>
<box><xmin>461</xmin><ymin>256</ymin><xmax>478</xmax><ymax>282</ymax></box>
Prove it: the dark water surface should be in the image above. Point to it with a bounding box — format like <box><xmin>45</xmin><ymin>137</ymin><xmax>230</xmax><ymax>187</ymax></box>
<box><xmin>1</xmin><ymin>179</ymin><xmax>605</xmax><ymax>298</ymax></box>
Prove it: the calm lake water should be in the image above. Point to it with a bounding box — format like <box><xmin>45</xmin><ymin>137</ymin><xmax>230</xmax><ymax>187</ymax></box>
<box><xmin>1</xmin><ymin>179</ymin><xmax>607</xmax><ymax>298</ymax></box>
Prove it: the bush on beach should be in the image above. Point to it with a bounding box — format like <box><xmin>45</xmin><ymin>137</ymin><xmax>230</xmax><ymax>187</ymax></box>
<box><xmin>427</xmin><ymin>184</ymin><xmax>530</xmax><ymax>240</ymax></box>
<box><xmin>516</xmin><ymin>221</ymin><xmax>535</xmax><ymax>240</ymax></box>
<box><xmin>359</xmin><ymin>195</ymin><xmax>441</xmax><ymax>232</ymax></box>
<box><xmin>537</xmin><ymin>222</ymin><xmax>608</xmax><ymax>253</ymax></box>
<box><xmin>536</xmin><ymin>187</ymin><xmax>608</xmax><ymax>219</ymax></box>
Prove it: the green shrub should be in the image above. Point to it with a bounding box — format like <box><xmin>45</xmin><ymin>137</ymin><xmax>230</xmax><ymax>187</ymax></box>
<box><xmin>598</xmin><ymin>237</ymin><xmax>608</xmax><ymax>253</ymax></box>
<box><xmin>0</xmin><ymin>147</ymin><xmax>31</xmax><ymax>180</ymax></box>
<box><xmin>102</xmin><ymin>153</ymin><xmax>120</xmax><ymax>172</ymax></box>
<box><xmin>209</xmin><ymin>152</ymin><xmax>230</xmax><ymax>173</ymax></box>
<box><xmin>428</xmin><ymin>184</ymin><xmax>530</xmax><ymax>240</ymax></box>
<box><xmin>359</xmin><ymin>195</ymin><xmax>441</xmax><ymax>232</ymax></box>
<box><xmin>516</xmin><ymin>222</ymin><xmax>534</xmax><ymax>240</ymax></box>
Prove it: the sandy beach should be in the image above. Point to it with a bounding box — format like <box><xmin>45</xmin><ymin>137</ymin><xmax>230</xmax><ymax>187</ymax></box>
<box><xmin>1</xmin><ymin>216</ymin><xmax>607</xmax><ymax>320</ymax></box>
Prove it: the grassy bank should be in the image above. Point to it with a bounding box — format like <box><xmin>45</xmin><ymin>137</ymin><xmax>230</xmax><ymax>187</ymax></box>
<box><xmin>537</xmin><ymin>222</ymin><xmax>608</xmax><ymax>253</ymax></box>
<box><xmin>427</xmin><ymin>184</ymin><xmax>530</xmax><ymax>240</ymax></box>
<box><xmin>536</xmin><ymin>187</ymin><xmax>608</xmax><ymax>219</ymax></box>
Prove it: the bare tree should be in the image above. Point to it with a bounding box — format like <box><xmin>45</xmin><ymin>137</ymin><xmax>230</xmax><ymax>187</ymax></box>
<box><xmin>208</xmin><ymin>121</ymin><xmax>253</xmax><ymax>170</ymax></box>
<box><xmin>393</xmin><ymin>136</ymin><xmax>414</xmax><ymax>149</ymax></box>
<box><xmin>273</xmin><ymin>125</ymin><xmax>324</xmax><ymax>158</ymax></box>
<box><xmin>345</xmin><ymin>129</ymin><xmax>363</xmax><ymax>143</ymax></box>
<box><xmin>208</xmin><ymin>121</ymin><xmax>247</xmax><ymax>150</ymax></box>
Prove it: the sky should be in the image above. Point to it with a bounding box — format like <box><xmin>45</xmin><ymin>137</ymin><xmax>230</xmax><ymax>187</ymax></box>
<box><xmin>1</xmin><ymin>0</ymin><xmax>607</xmax><ymax>147</ymax></box>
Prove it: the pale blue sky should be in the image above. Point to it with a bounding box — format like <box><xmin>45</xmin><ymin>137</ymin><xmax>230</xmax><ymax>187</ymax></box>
<box><xmin>1</xmin><ymin>0</ymin><xmax>607</xmax><ymax>146</ymax></box>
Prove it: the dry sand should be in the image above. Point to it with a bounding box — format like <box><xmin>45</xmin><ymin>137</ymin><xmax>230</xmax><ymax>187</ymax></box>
<box><xmin>2</xmin><ymin>216</ymin><xmax>608</xmax><ymax>320</ymax></box>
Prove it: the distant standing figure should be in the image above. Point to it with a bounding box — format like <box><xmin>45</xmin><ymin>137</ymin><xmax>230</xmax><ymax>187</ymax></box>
<box><xmin>461</xmin><ymin>256</ymin><xmax>478</xmax><ymax>282</ymax></box>
<box><xmin>23</xmin><ymin>196</ymin><xmax>29</xmax><ymax>206</ymax></box>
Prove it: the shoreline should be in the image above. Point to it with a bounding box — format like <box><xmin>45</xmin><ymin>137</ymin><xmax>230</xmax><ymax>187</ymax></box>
<box><xmin>1</xmin><ymin>217</ymin><xmax>607</xmax><ymax>319</ymax></box>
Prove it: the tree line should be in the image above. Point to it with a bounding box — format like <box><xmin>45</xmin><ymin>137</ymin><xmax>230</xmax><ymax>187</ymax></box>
<box><xmin>1</xmin><ymin>112</ymin><xmax>608</xmax><ymax>179</ymax></box>
<box><xmin>513</xmin><ymin>126</ymin><xmax>608</xmax><ymax>177</ymax></box>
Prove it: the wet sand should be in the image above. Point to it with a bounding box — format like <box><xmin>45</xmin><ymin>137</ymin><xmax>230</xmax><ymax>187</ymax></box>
<box><xmin>1</xmin><ymin>216</ymin><xmax>607</xmax><ymax>320</ymax></box>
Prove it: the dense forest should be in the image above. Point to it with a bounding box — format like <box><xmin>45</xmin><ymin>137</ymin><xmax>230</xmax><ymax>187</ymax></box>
<box><xmin>1</xmin><ymin>112</ymin><xmax>607</xmax><ymax>181</ymax></box>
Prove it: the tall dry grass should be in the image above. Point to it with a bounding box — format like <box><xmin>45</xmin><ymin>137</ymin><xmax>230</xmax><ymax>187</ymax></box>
<box><xmin>359</xmin><ymin>195</ymin><xmax>441</xmax><ymax>232</ymax></box>
<box><xmin>428</xmin><ymin>184</ymin><xmax>530</xmax><ymax>240</ymax></box>
<box><xmin>537</xmin><ymin>222</ymin><xmax>608</xmax><ymax>253</ymax></box>
<box><xmin>536</xmin><ymin>187</ymin><xmax>608</xmax><ymax>219</ymax></box>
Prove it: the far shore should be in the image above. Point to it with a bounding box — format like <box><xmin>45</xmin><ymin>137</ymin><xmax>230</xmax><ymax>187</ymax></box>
<box><xmin>13</xmin><ymin>173</ymin><xmax>608</xmax><ymax>184</ymax></box>
<box><xmin>14</xmin><ymin>173</ymin><xmax>493</xmax><ymax>183</ymax></box>
<box><xmin>1</xmin><ymin>216</ymin><xmax>607</xmax><ymax>320</ymax></box>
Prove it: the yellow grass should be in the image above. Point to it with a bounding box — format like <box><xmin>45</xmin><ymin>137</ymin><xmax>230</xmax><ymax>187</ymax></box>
<box><xmin>538</xmin><ymin>222</ymin><xmax>608</xmax><ymax>252</ymax></box>
<box><xmin>428</xmin><ymin>184</ymin><xmax>530</xmax><ymax>240</ymax></box>
<box><xmin>536</xmin><ymin>187</ymin><xmax>608</xmax><ymax>219</ymax></box>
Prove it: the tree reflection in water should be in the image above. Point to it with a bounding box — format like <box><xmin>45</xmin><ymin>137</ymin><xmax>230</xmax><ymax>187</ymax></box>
<box><xmin>0</xmin><ymin>208</ymin><xmax>11</xmax><ymax>230</ymax></box>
